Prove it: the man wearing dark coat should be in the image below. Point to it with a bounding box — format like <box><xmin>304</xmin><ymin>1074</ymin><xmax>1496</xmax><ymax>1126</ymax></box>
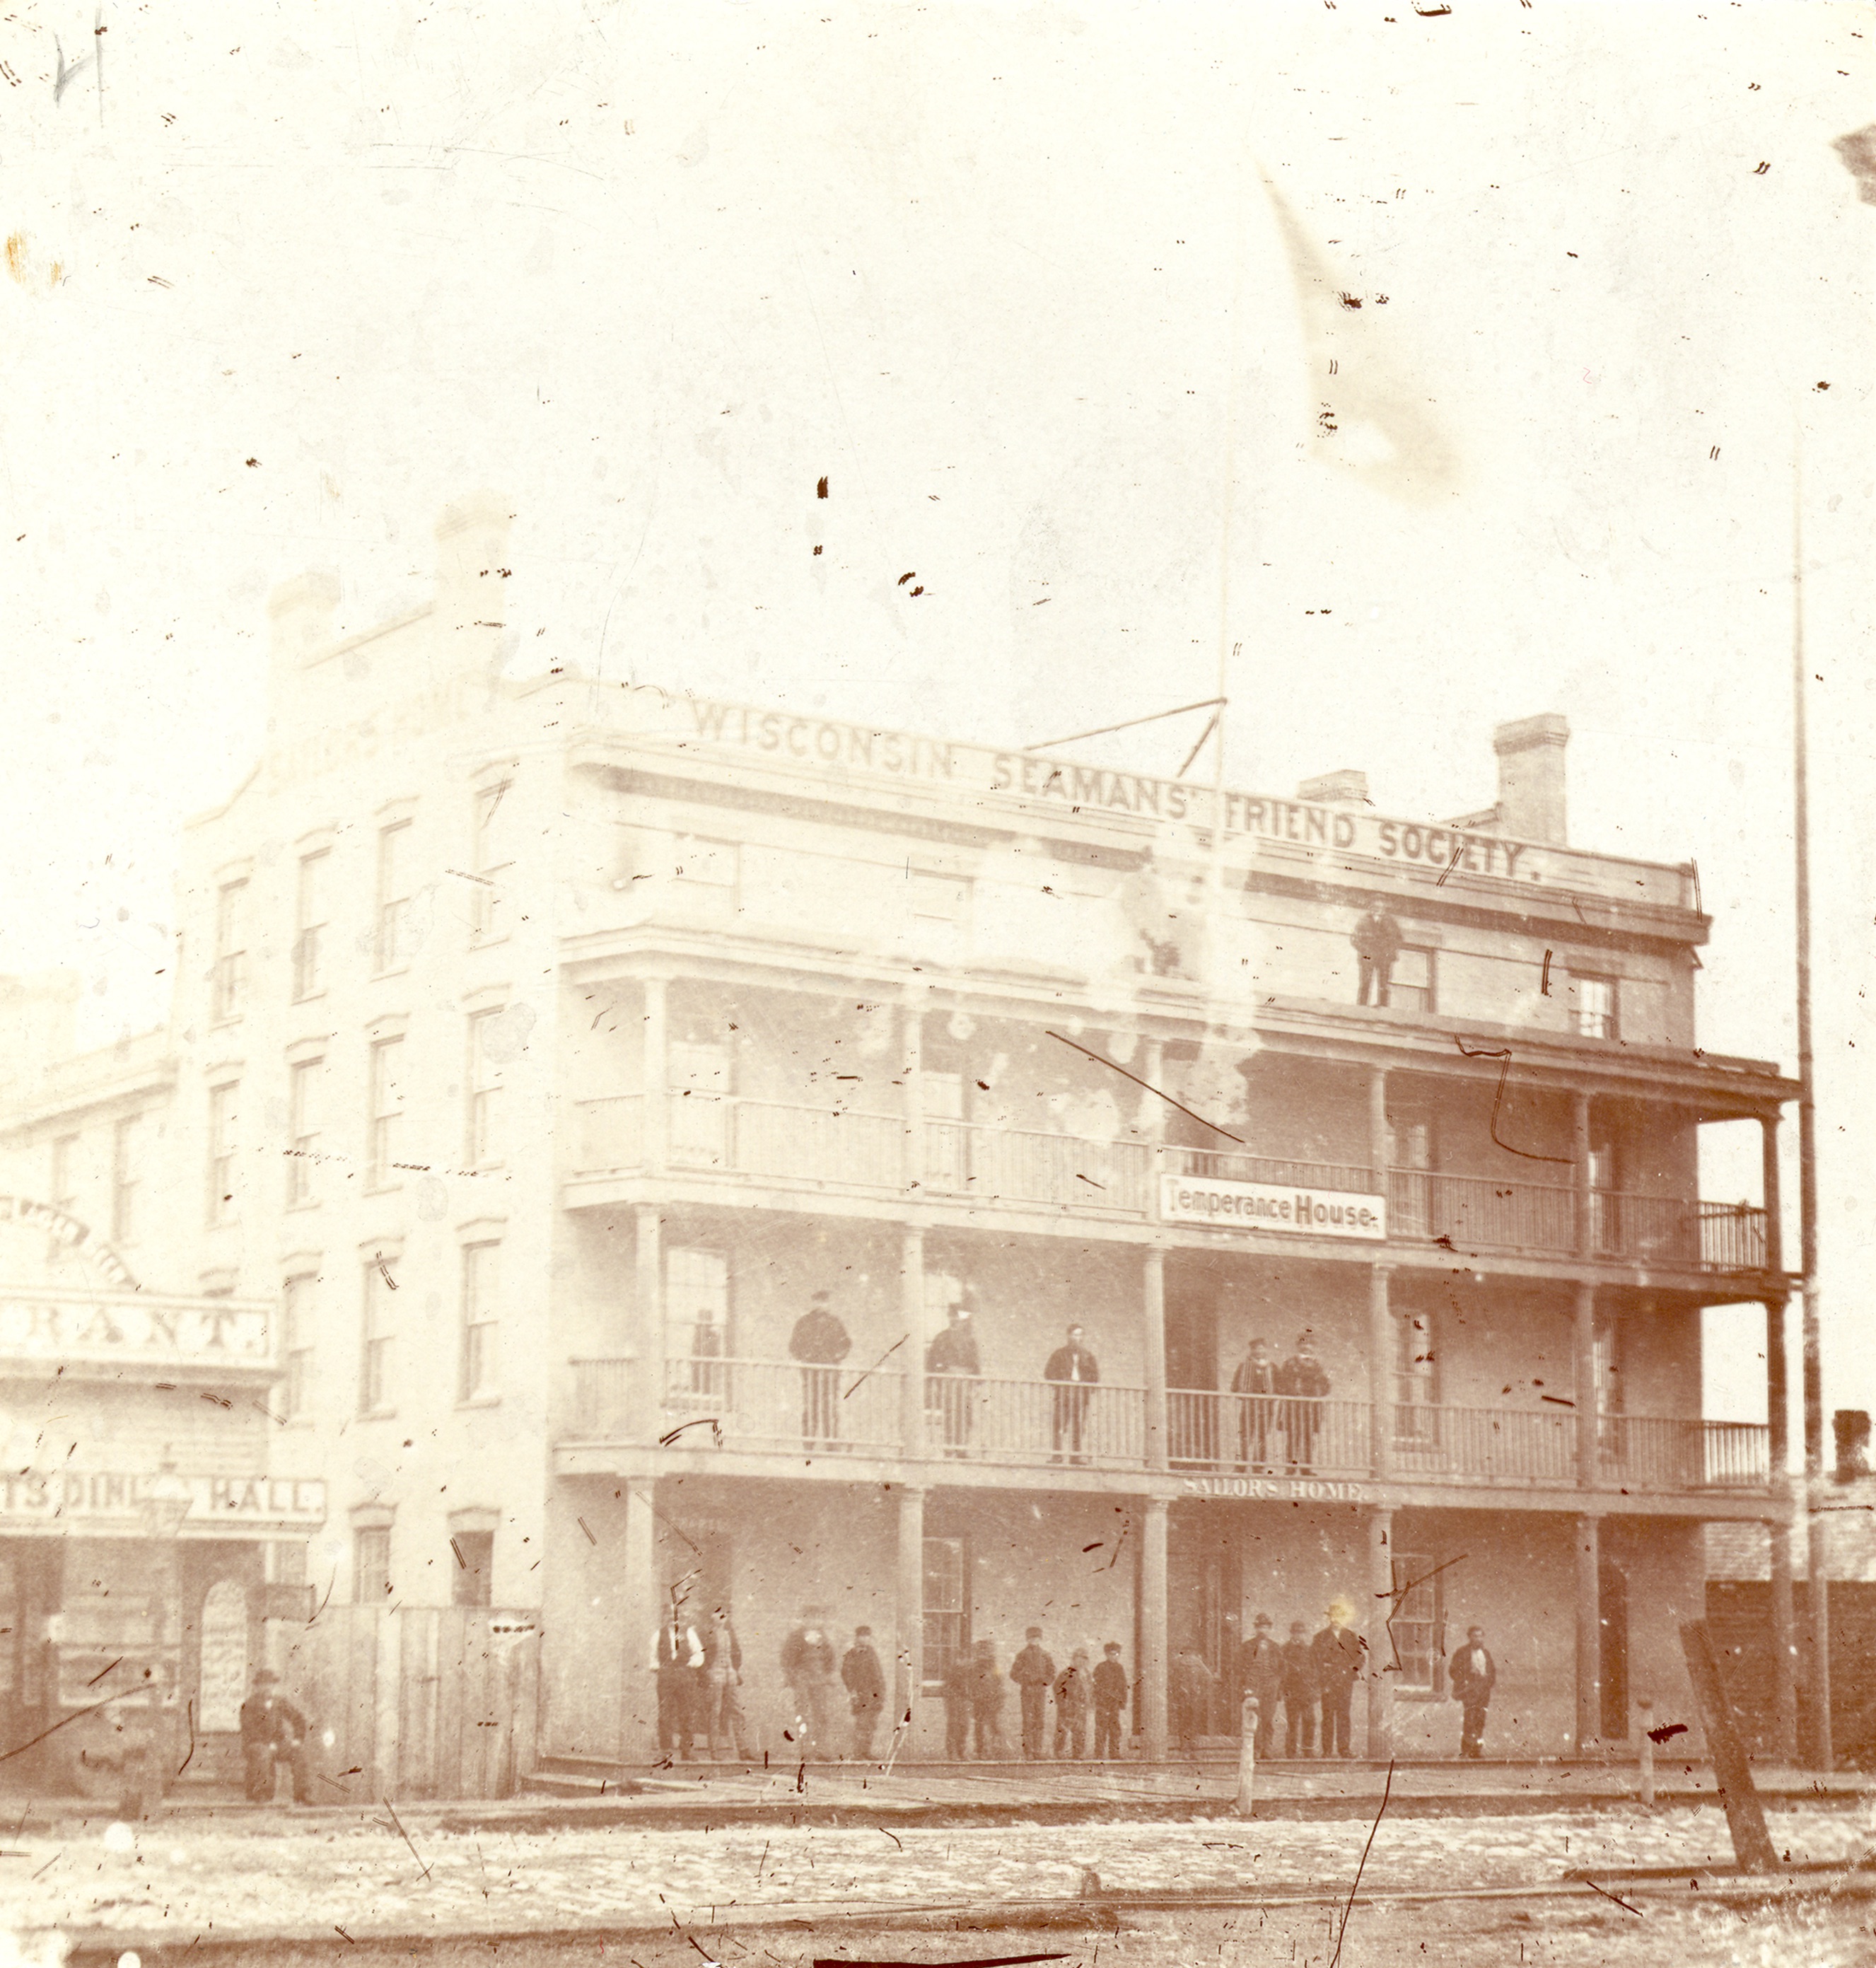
<box><xmin>967</xmin><ymin>1636</ymin><xmax>1006</xmax><ymax>1757</ymax></box>
<box><xmin>1448</xmin><ymin>1624</ymin><xmax>1498</xmax><ymax>1759</ymax></box>
<box><xmin>1010</xmin><ymin>1626</ymin><xmax>1057</xmax><ymax>1759</ymax></box>
<box><xmin>1237</xmin><ymin>1613</ymin><xmax>1284</xmax><ymax>1757</ymax></box>
<box><xmin>781</xmin><ymin>1607</ymin><xmax>841</xmax><ymax>1757</ymax></box>
<box><xmin>1092</xmin><ymin>1642</ymin><xmax>1130</xmax><ymax>1759</ymax></box>
<box><xmin>1312</xmin><ymin>1600</ymin><xmax>1365</xmax><ymax>1759</ymax></box>
<box><xmin>925</xmin><ymin>1299</ymin><xmax>981</xmax><ymax>1457</ymax></box>
<box><xmin>239</xmin><ymin>1670</ymin><xmax>313</xmax><ymax>1803</ymax></box>
<box><xmin>699</xmin><ymin>1606</ymin><xmax>751</xmax><ymax>1761</ymax></box>
<box><xmin>1278</xmin><ymin>1332</ymin><xmax>1332</xmax><ymax>1474</ymax></box>
<box><xmin>1053</xmin><ymin>1648</ymin><xmax>1094</xmax><ymax>1760</ymax></box>
<box><xmin>941</xmin><ymin>1646</ymin><xmax>974</xmax><ymax>1759</ymax></box>
<box><xmin>1351</xmin><ymin>902</ymin><xmax>1404</xmax><ymax>1007</ymax></box>
<box><xmin>1280</xmin><ymin>1620</ymin><xmax>1317</xmax><ymax>1757</ymax></box>
<box><xmin>788</xmin><ymin>1291</ymin><xmax>851</xmax><ymax>1452</ymax></box>
<box><xmin>841</xmin><ymin>1625</ymin><xmax>887</xmax><ymax>1761</ymax></box>
<box><xmin>1230</xmin><ymin>1337</ymin><xmax>1278</xmax><ymax>1472</ymax></box>
<box><xmin>1043</xmin><ymin>1324</ymin><xmax>1100</xmax><ymax>1462</ymax></box>
<box><xmin>650</xmin><ymin>1598</ymin><xmax>704</xmax><ymax>1761</ymax></box>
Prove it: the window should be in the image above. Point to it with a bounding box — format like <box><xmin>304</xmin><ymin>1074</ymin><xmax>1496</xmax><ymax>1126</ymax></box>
<box><xmin>470</xmin><ymin>781</ymin><xmax>513</xmax><ymax>940</ymax></box>
<box><xmin>354</xmin><ymin>1526</ymin><xmax>392</xmax><ymax>1605</ymax></box>
<box><xmin>921</xmin><ymin>1534</ymin><xmax>967</xmax><ymax>1689</ymax></box>
<box><xmin>283</xmin><ymin>1272</ymin><xmax>317</xmax><ymax>1419</ymax></box>
<box><xmin>1390</xmin><ymin>946</ymin><xmax>1435</xmax><ymax>1015</ymax></box>
<box><xmin>376</xmin><ymin>820</ymin><xmax>414</xmax><ymax>973</ymax></box>
<box><xmin>214</xmin><ymin>879</ymin><xmax>249</xmax><ymax>1021</ymax></box>
<box><xmin>293</xmin><ymin>850</ymin><xmax>330</xmax><ymax>1000</ymax></box>
<box><xmin>668</xmin><ymin>1040</ymin><xmax>730</xmax><ymax>1165</ymax></box>
<box><xmin>467</xmin><ymin>1011</ymin><xmax>505</xmax><ymax>1170</ymax></box>
<box><xmin>50</xmin><ymin>1134</ymin><xmax>78</xmax><ymax>1216</ymax></box>
<box><xmin>1385</xmin><ymin>1110</ymin><xmax>1433</xmax><ymax>1238</ymax></box>
<box><xmin>450</xmin><ymin>1529</ymin><xmax>494</xmax><ymax>1608</ymax></box>
<box><xmin>460</xmin><ymin>1241</ymin><xmax>501</xmax><ymax>1401</ymax></box>
<box><xmin>360</xmin><ymin>1253</ymin><xmax>397</xmax><ymax>1414</ymax></box>
<box><xmin>668</xmin><ymin>1246</ymin><xmax>729</xmax><ymax>1402</ymax></box>
<box><xmin>1588</xmin><ymin>1141</ymin><xmax>1617</xmax><ymax>1254</ymax></box>
<box><xmin>207</xmin><ymin>1082</ymin><xmax>240</xmax><ymax>1226</ymax></box>
<box><xmin>1394</xmin><ymin>1310</ymin><xmax>1438</xmax><ymax>1445</ymax></box>
<box><xmin>1573</xmin><ymin>974</ymin><xmax>1618</xmax><ymax>1040</ymax></box>
<box><xmin>110</xmin><ymin>1116</ymin><xmax>141</xmax><ymax>1244</ymax></box>
<box><xmin>369</xmin><ymin>1037</ymin><xmax>406</xmax><ymax>1187</ymax></box>
<box><xmin>289</xmin><ymin>1059</ymin><xmax>322</xmax><ymax>1206</ymax></box>
<box><xmin>1389</xmin><ymin>1551</ymin><xmax>1440</xmax><ymax>1694</ymax></box>
<box><xmin>673</xmin><ymin>835</ymin><xmax>737</xmax><ymax>888</ymax></box>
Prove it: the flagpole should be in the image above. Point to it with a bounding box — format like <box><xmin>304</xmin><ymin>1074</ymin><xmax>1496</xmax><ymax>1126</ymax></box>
<box><xmin>1793</xmin><ymin>436</ymin><xmax>1831</xmax><ymax>1770</ymax></box>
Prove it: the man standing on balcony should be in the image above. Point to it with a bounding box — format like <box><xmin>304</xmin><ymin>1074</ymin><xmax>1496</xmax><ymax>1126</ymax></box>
<box><xmin>1010</xmin><ymin>1626</ymin><xmax>1057</xmax><ymax>1759</ymax></box>
<box><xmin>1279</xmin><ymin>1332</ymin><xmax>1332</xmax><ymax>1474</ymax></box>
<box><xmin>1044</xmin><ymin>1324</ymin><xmax>1100</xmax><ymax>1463</ymax></box>
<box><xmin>789</xmin><ymin>1290</ymin><xmax>851</xmax><ymax>1454</ymax></box>
<box><xmin>1238</xmin><ymin>1613</ymin><xmax>1283</xmax><ymax>1757</ymax></box>
<box><xmin>1351</xmin><ymin>901</ymin><xmax>1404</xmax><ymax>1007</ymax></box>
<box><xmin>1448</xmin><ymin>1624</ymin><xmax>1497</xmax><ymax>1759</ymax></box>
<box><xmin>926</xmin><ymin>1296</ymin><xmax>981</xmax><ymax>1457</ymax></box>
<box><xmin>1312</xmin><ymin>1598</ymin><xmax>1365</xmax><ymax>1759</ymax></box>
<box><xmin>841</xmin><ymin>1624</ymin><xmax>887</xmax><ymax>1762</ymax></box>
<box><xmin>1230</xmin><ymin>1337</ymin><xmax>1278</xmax><ymax>1472</ymax></box>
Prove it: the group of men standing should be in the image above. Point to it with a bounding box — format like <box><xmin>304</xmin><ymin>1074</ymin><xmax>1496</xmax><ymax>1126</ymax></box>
<box><xmin>1230</xmin><ymin>1601</ymin><xmax>1368</xmax><ymax>1757</ymax></box>
<box><xmin>940</xmin><ymin>1631</ymin><xmax>1134</xmax><ymax>1759</ymax></box>
<box><xmin>1227</xmin><ymin>1333</ymin><xmax>1334</xmax><ymax>1473</ymax></box>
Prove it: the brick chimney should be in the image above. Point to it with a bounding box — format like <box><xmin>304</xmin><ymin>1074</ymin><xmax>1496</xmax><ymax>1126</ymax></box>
<box><xmin>1491</xmin><ymin>713</ymin><xmax>1570</xmax><ymax>845</ymax></box>
<box><xmin>1297</xmin><ymin>769</ymin><xmax>1369</xmax><ymax>807</ymax></box>
<box><xmin>1834</xmin><ymin>1409</ymin><xmax>1870</xmax><ymax>1484</ymax></box>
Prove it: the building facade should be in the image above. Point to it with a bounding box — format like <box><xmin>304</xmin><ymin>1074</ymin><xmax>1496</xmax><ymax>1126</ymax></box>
<box><xmin>2</xmin><ymin>494</ymin><xmax>1800</xmax><ymax>1771</ymax></box>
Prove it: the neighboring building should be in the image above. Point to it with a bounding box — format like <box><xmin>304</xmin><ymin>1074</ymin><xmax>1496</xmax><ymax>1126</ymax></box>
<box><xmin>2</xmin><ymin>494</ymin><xmax>1799</xmax><ymax>1770</ymax></box>
<box><xmin>0</xmin><ymin>984</ymin><xmax>325</xmax><ymax>1795</ymax></box>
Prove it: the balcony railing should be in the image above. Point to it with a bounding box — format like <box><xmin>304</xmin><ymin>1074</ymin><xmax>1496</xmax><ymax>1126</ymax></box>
<box><xmin>562</xmin><ymin>1361</ymin><xmax>1768</xmax><ymax>1494</ymax></box>
<box><xmin>563</xmin><ymin>1097</ymin><xmax>1771</xmax><ymax>1273</ymax></box>
<box><xmin>1166</xmin><ymin>1392</ymin><xmax>1371</xmax><ymax>1476</ymax></box>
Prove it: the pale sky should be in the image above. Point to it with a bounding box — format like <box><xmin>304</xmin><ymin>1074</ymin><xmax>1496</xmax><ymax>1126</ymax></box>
<box><xmin>3</xmin><ymin>1</ymin><xmax>1872</xmax><ymax>1426</ymax></box>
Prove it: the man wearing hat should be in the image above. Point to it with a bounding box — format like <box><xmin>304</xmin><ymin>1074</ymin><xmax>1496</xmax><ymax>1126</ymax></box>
<box><xmin>1351</xmin><ymin>900</ymin><xmax>1404</xmax><ymax>1007</ymax></box>
<box><xmin>1278</xmin><ymin>1332</ymin><xmax>1332</xmax><ymax>1474</ymax></box>
<box><xmin>239</xmin><ymin>1669</ymin><xmax>314</xmax><ymax>1803</ymax></box>
<box><xmin>1092</xmin><ymin>1641</ymin><xmax>1130</xmax><ymax>1759</ymax></box>
<box><xmin>650</xmin><ymin>1590</ymin><xmax>704</xmax><ymax>1761</ymax></box>
<box><xmin>1312</xmin><ymin>1598</ymin><xmax>1365</xmax><ymax>1759</ymax></box>
<box><xmin>1448</xmin><ymin>1624</ymin><xmax>1497</xmax><ymax>1759</ymax></box>
<box><xmin>1053</xmin><ymin>1647</ymin><xmax>1094</xmax><ymax>1760</ymax></box>
<box><xmin>781</xmin><ymin>1605</ymin><xmax>841</xmax><ymax>1758</ymax></box>
<box><xmin>1281</xmin><ymin>1620</ymin><xmax>1318</xmax><ymax>1757</ymax></box>
<box><xmin>1010</xmin><ymin>1625</ymin><xmax>1057</xmax><ymax>1759</ymax></box>
<box><xmin>924</xmin><ymin>1292</ymin><xmax>981</xmax><ymax>1457</ymax></box>
<box><xmin>1237</xmin><ymin>1613</ymin><xmax>1284</xmax><ymax>1757</ymax></box>
<box><xmin>841</xmin><ymin>1624</ymin><xmax>887</xmax><ymax>1761</ymax></box>
<box><xmin>789</xmin><ymin>1290</ymin><xmax>851</xmax><ymax>1453</ymax></box>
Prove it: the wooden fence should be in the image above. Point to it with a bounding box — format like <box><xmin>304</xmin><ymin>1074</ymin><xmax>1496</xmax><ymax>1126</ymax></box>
<box><xmin>274</xmin><ymin>1605</ymin><xmax>541</xmax><ymax>1803</ymax></box>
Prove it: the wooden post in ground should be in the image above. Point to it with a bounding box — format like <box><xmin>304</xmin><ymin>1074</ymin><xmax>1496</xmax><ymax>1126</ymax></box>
<box><xmin>1679</xmin><ymin>1620</ymin><xmax>1781</xmax><ymax>1873</ymax></box>
<box><xmin>1636</xmin><ymin>1696</ymin><xmax>1655</xmax><ymax>1808</ymax></box>
<box><xmin>1235</xmin><ymin>1694</ymin><xmax>1258</xmax><ymax>1817</ymax></box>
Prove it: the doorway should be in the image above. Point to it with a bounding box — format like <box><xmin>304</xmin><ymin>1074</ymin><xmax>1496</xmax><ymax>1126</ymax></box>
<box><xmin>1599</xmin><ymin>1557</ymin><xmax>1630</xmax><ymax>1740</ymax></box>
<box><xmin>1165</xmin><ymin>1289</ymin><xmax>1219</xmax><ymax>1466</ymax></box>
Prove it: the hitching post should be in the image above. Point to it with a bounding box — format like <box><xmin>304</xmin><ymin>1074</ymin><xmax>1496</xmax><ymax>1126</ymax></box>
<box><xmin>1235</xmin><ymin>1693</ymin><xmax>1258</xmax><ymax>1817</ymax></box>
<box><xmin>1636</xmin><ymin>1695</ymin><xmax>1655</xmax><ymax>1808</ymax></box>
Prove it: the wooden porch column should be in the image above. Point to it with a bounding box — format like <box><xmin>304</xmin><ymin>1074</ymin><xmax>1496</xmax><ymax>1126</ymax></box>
<box><xmin>621</xmin><ymin>1477</ymin><xmax>658</xmax><ymax>1758</ymax></box>
<box><xmin>1366</xmin><ymin>1506</ymin><xmax>1394</xmax><ymax>1759</ymax></box>
<box><xmin>1368</xmin><ymin>1066</ymin><xmax>1389</xmax><ymax>1183</ymax></box>
<box><xmin>894</xmin><ymin>1484</ymin><xmax>927</xmax><ymax>1729</ymax></box>
<box><xmin>899</xmin><ymin>1226</ymin><xmax>927</xmax><ymax>1456</ymax></box>
<box><xmin>902</xmin><ymin>999</ymin><xmax>925</xmax><ymax>1192</ymax></box>
<box><xmin>634</xmin><ymin>1204</ymin><xmax>664</xmax><ymax>1443</ymax></box>
<box><xmin>1369</xmin><ymin>1265</ymin><xmax>1394</xmax><ymax>1481</ymax></box>
<box><xmin>1141</xmin><ymin>1496</ymin><xmax>1170</xmax><ymax>1760</ymax></box>
<box><xmin>642</xmin><ymin>975</ymin><xmax>670</xmax><ymax>1177</ymax></box>
<box><xmin>1575</xmin><ymin>1513</ymin><xmax>1602</xmax><ymax>1754</ymax></box>
<box><xmin>1760</xmin><ymin>1112</ymin><xmax>1783</xmax><ymax>1273</ymax></box>
<box><xmin>1571</xmin><ymin>1090</ymin><xmax>1593</xmax><ymax>1257</ymax></box>
<box><xmin>1770</xmin><ymin>1515</ymin><xmax>1798</xmax><ymax>1764</ymax></box>
<box><xmin>1143</xmin><ymin>1247</ymin><xmax>1168</xmax><ymax>1472</ymax></box>
<box><xmin>1573</xmin><ymin>1282</ymin><xmax>1597</xmax><ymax>1490</ymax></box>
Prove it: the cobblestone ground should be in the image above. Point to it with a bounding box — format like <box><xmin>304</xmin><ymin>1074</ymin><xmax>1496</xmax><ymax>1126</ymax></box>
<box><xmin>0</xmin><ymin>1803</ymin><xmax>1872</xmax><ymax>1947</ymax></box>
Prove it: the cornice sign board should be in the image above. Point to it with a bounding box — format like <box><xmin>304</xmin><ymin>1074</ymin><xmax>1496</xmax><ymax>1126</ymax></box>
<box><xmin>1159</xmin><ymin>1174</ymin><xmax>1387</xmax><ymax>1241</ymax></box>
<box><xmin>0</xmin><ymin>1292</ymin><xmax>270</xmax><ymax>1367</ymax></box>
<box><xmin>0</xmin><ymin>1471</ymin><xmax>326</xmax><ymax>1528</ymax></box>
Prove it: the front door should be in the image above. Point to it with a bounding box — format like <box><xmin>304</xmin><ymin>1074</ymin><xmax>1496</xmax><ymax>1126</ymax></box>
<box><xmin>1165</xmin><ymin>1292</ymin><xmax>1218</xmax><ymax>1467</ymax></box>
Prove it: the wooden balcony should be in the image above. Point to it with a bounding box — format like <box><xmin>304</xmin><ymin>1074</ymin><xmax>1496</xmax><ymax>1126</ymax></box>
<box><xmin>561</xmin><ymin>1361</ymin><xmax>1769</xmax><ymax>1497</ymax></box>
<box><xmin>566</xmin><ymin>1094</ymin><xmax>1773</xmax><ymax>1276</ymax></box>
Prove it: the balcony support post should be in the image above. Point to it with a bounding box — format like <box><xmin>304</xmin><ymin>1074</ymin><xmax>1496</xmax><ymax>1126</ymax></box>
<box><xmin>1573</xmin><ymin>1283</ymin><xmax>1597</xmax><ymax>1490</ymax></box>
<box><xmin>899</xmin><ymin>1226</ymin><xmax>926</xmax><ymax>1457</ymax></box>
<box><xmin>1575</xmin><ymin>1513</ymin><xmax>1602</xmax><ymax>1754</ymax></box>
<box><xmin>1760</xmin><ymin>1112</ymin><xmax>1783</xmax><ymax>1273</ymax></box>
<box><xmin>1766</xmin><ymin>1291</ymin><xmax>1798</xmax><ymax>1762</ymax></box>
<box><xmin>622</xmin><ymin>1477</ymin><xmax>658</xmax><ymax>1759</ymax></box>
<box><xmin>894</xmin><ymin>1484</ymin><xmax>926</xmax><ymax>1733</ymax></box>
<box><xmin>1368</xmin><ymin>1066</ymin><xmax>1388</xmax><ymax>1187</ymax></box>
<box><xmin>634</xmin><ymin>1204</ymin><xmax>664</xmax><ymax>1444</ymax></box>
<box><xmin>1365</xmin><ymin>1506</ymin><xmax>1394</xmax><ymax>1759</ymax></box>
<box><xmin>642</xmin><ymin>976</ymin><xmax>669</xmax><ymax>1178</ymax></box>
<box><xmin>1572</xmin><ymin>1090</ymin><xmax>1593</xmax><ymax>1257</ymax></box>
<box><xmin>1143</xmin><ymin>1247</ymin><xmax>1168</xmax><ymax>1473</ymax></box>
<box><xmin>1368</xmin><ymin>1266</ymin><xmax>1393</xmax><ymax>1481</ymax></box>
<box><xmin>1141</xmin><ymin>1496</ymin><xmax>1170</xmax><ymax>1761</ymax></box>
<box><xmin>902</xmin><ymin>1000</ymin><xmax>925</xmax><ymax>1192</ymax></box>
